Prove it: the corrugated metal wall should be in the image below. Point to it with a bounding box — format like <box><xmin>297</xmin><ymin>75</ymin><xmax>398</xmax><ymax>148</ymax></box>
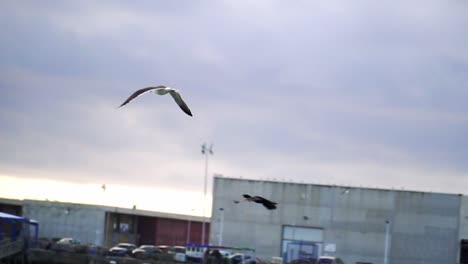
<box><xmin>211</xmin><ymin>177</ymin><xmax>462</xmax><ymax>264</ymax></box>
<box><xmin>23</xmin><ymin>200</ymin><xmax>106</xmax><ymax>246</ymax></box>
<box><xmin>137</xmin><ymin>216</ymin><xmax>210</xmax><ymax>246</ymax></box>
<box><xmin>138</xmin><ymin>216</ymin><xmax>156</xmax><ymax>245</ymax></box>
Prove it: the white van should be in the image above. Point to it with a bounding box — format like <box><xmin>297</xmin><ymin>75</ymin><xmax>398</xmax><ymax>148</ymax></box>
<box><xmin>185</xmin><ymin>245</ymin><xmax>208</xmax><ymax>262</ymax></box>
<box><xmin>173</xmin><ymin>246</ymin><xmax>187</xmax><ymax>262</ymax></box>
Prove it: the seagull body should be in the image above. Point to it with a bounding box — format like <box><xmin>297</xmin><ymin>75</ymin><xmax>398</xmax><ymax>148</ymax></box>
<box><xmin>242</xmin><ymin>194</ymin><xmax>277</xmax><ymax>210</ymax></box>
<box><xmin>119</xmin><ymin>85</ymin><xmax>193</xmax><ymax>116</ymax></box>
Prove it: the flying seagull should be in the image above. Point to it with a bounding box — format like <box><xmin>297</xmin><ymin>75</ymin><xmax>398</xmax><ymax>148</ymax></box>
<box><xmin>241</xmin><ymin>194</ymin><xmax>277</xmax><ymax>210</ymax></box>
<box><xmin>119</xmin><ymin>86</ymin><xmax>193</xmax><ymax>116</ymax></box>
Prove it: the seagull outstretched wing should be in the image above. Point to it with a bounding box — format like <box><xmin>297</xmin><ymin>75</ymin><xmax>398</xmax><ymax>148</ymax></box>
<box><xmin>169</xmin><ymin>90</ymin><xmax>193</xmax><ymax>116</ymax></box>
<box><xmin>119</xmin><ymin>86</ymin><xmax>164</xmax><ymax>107</ymax></box>
<box><xmin>256</xmin><ymin>196</ymin><xmax>277</xmax><ymax>210</ymax></box>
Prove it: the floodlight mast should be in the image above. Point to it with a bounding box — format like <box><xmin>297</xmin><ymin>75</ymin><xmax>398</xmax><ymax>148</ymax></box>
<box><xmin>201</xmin><ymin>143</ymin><xmax>213</xmax><ymax>245</ymax></box>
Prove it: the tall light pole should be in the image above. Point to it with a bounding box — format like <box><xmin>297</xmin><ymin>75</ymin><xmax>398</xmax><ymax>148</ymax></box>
<box><xmin>201</xmin><ymin>143</ymin><xmax>213</xmax><ymax>245</ymax></box>
<box><xmin>218</xmin><ymin>208</ymin><xmax>224</xmax><ymax>245</ymax></box>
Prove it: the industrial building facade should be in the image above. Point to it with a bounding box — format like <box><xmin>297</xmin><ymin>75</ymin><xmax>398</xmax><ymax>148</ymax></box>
<box><xmin>209</xmin><ymin>177</ymin><xmax>468</xmax><ymax>264</ymax></box>
<box><xmin>0</xmin><ymin>199</ymin><xmax>210</xmax><ymax>248</ymax></box>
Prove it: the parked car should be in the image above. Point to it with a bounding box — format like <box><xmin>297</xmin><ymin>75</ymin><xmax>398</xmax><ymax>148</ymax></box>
<box><xmin>132</xmin><ymin>245</ymin><xmax>162</xmax><ymax>259</ymax></box>
<box><xmin>108</xmin><ymin>243</ymin><xmax>137</xmax><ymax>256</ymax></box>
<box><xmin>288</xmin><ymin>258</ymin><xmax>317</xmax><ymax>264</ymax></box>
<box><xmin>56</xmin><ymin>238</ymin><xmax>81</xmax><ymax>245</ymax></box>
<box><xmin>317</xmin><ymin>256</ymin><xmax>344</xmax><ymax>264</ymax></box>
<box><xmin>172</xmin><ymin>246</ymin><xmax>187</xmax><ymax>262</ymax></box>
<box><xmin>157</xmin><ymin>245</ymin><xmax>172</xmax><ymax>252</ymax></box>
<box><xmin>152</xmin><ymin>245</ymin><xmax>177</xmax><ymax>261</ymax></box>
<box><xmin>229</xmin><ymin>253</ymin><xmax>253</xmax><ymax>264</ymax></box>
<box><xmin>52</xmin><ymin>237</ymin><xmax>82</xmax><ymax>253</ymax></box>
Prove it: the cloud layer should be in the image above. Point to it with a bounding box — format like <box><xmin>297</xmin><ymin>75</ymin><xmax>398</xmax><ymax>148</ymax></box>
<box><xmin>1</xmin><ymin>0</ymin><xmax>468</xmax><ymax>200</ymax></box>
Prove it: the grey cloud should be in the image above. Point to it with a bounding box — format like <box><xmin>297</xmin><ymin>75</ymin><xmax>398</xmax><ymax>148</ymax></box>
<box><xmin>1</xmin><ymin>1</ymin><xmax>468</xmax><ymax>194</ymax></box>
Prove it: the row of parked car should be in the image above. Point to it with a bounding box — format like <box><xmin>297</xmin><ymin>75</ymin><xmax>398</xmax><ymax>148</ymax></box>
<box><xmin>49</xmin><ymin>238</ymin><xmax>187</xmax><ymax>261</ymax></box>
<box><xmin>288</xmin><ymin>256</ymin><xmax>345</xmax><ymax>264</ymax></box>
<box><xmin>109</xmin><ymin>243</ymin><xmax>187</xmax><ymax>261</ymax></box>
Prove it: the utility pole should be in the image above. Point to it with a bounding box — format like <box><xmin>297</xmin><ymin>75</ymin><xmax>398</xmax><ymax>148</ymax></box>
<box><xmin>201</xmin><ymin>143</ymin><xmax>213</xmax><ymax>245</ymax></box>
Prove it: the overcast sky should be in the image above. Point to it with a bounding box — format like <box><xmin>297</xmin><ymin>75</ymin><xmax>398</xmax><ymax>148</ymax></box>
<box><xmin>1</xmin><ymin>1</ymin><xmax>468</xmax><ymax>215</ymax></box>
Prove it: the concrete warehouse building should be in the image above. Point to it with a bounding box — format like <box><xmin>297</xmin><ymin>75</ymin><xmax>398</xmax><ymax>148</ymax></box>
<box><xmin>209</xmin><ymin>176</ymin><xmax>468</xmax><ymax>264</ymax></box>
<box><xmin>0</xmin><ymin>198</ymin><xmax>210</xmax><ymax>248</ymax></box>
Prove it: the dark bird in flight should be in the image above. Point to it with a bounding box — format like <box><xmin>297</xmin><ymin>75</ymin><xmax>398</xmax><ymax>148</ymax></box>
<box><xmin>242</xmin><ymin>194</ymin><xmax>277</xmax><ymax>210</ymax></box>
<box><xmin>119</xmin><ymin>86</ymin><xmax>193</xmax><ymax>116</ymax></box>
